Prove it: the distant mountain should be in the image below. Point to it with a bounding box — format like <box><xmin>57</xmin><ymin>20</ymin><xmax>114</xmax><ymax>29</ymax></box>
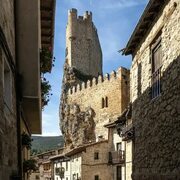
<box><xmin>31</xmin><ymin>136</ymin><xmax>64</xmax><ymax>155</ymax></box>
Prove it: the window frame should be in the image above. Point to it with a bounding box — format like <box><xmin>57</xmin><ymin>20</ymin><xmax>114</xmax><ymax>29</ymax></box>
<box><xmin>94</xmin><ymin>151</ymin><xmax>99</xmax><ymax>160</ymax></box>
<box><xmin>105</xmin><ymin>96</ymin><xmax>108</xmax><ymax>107</ymax></box>
<box><xmin>150</xmin><ymin>33</ymin><xmax>162</xmax><ymax>99</ymax></box>
<box><xmin>102</xmin><ymin>98</ymin><xmax>105</xmax><ymax>108</ymax></box>
<box><xmin>94</xmin><ymin>175</ymin><xmax>99</xmax><ymax>180</ymax></box>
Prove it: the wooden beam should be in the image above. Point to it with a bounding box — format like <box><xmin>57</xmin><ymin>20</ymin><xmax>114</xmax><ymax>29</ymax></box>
<box><xmin>41</xmin><ymin>24</ymin><xmax>51</xmax><ymax>29</ymax></box>
<box><xmin>41</xmin><ymin>17</ymin><xmax>52</xmax><ymax>23</ymax></box>
<box><xmin>41</xmin><ymin>6</ymin><xmax>53</xmax><ymax>12</ymax></box>
<box><xmin>42</xmin><ymin>34</ymin><xmax>53</xmax><ymax>38</ymax></box>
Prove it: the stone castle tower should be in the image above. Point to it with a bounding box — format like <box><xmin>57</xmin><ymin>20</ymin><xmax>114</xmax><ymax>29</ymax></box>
<box><xmin>60</xmin><ymin>9</ymin><xmax>130</xmax><ymax>150</ymax></box>
<box><xmin>65</xmin><ymin>8</ymin><xmax>102</xmax><ymax>77</ymax></box>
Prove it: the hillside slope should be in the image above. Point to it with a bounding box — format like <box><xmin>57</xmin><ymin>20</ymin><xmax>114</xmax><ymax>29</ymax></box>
<box><xmin>31</xmin><ymin>136</ymin><xmax>64</xmax><ymax>155</ymax></box>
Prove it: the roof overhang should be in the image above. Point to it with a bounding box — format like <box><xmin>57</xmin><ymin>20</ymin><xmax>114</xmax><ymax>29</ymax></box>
<box><xmin>16</xmin><ymin>0</ymin><xmax>56</xmax><ymax>134</ymax></box>
<box><xmin>41</xmin><ymin>0</ymin><xmax>56</xmax><ymax>71</ymax></box>
<box><xmin>16</xmin><ymin>0</ymin><xmax>42</xmax><ymax>134</ymax></box>
<box><xmin>122</xmin><ymin>0</ymin><xmax>169</xmax><ymax>56</ymax></box>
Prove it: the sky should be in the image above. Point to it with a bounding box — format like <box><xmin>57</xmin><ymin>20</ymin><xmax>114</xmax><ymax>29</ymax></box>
<box><xmin>40</xmin><ymin>0</ymin><xmax>149</xmax><ymax>136</ymax></box>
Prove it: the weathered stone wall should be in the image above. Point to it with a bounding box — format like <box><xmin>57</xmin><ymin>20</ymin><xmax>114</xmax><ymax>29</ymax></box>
<box><xmin>0</xmin><ymin>0</ymin><xmax>18</xmax><ymax>179</ymax></box>
<box><xmin>0</xmin><ymin>0</ymin><xmax>15</xmax><ymax>61</ymax></box>
<box><xmin>66</xmin><ymin>9</ymin><xmax>102</xmax><ymax>77</ymax></box>
<box><xmin>82</xmin><ymin>141</ymin><xmax>113</xmax><ymax>180</ymax></box>
<box><xmin>62</xmin><ymin>67</ymin><xmax>130</xmax><ymax>148</ymax></box>
<box><xmin>131</xmin><ymin>0</ymin><xmax>180</xmax><ymax>179</ymax></box>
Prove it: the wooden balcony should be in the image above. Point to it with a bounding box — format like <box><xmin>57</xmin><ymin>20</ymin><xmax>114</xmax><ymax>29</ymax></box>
<box><xmin>108</xmin><ymin>150</ymin><xmax>125</xmax><ymax>165</ymax></box>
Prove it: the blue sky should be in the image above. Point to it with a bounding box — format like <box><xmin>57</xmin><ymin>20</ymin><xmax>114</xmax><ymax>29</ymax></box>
<box><xmin>41</xmin><ymin>0</ymin><xmax>148</xmax><ymax>136</ymax></box>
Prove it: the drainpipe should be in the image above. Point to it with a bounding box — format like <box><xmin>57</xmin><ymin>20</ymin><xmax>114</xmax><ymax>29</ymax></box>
<box><xmin>14</xmin><ymin>1</ymin><xmax>22</xmax><ymax>179</ymax></box>
<box><xmin>124</xmin><ymin>141</ymin><xmax>126</xmax><ymax>180</ymax></box>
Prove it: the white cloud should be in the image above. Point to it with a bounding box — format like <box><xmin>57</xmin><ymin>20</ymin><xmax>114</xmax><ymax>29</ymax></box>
<box><xmin>99</xmin><ymin>0</ymin><xmax>147</xmax><ymax>10</ymax></box>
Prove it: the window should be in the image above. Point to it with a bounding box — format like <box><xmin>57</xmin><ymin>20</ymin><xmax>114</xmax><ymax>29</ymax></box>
<box><xmin>105</xmin><ymin>96</ymin><xmax>108</xmax><ymax>107</ymax></box>
<box><xmin>73</xmin><ymin>174</ymin><xmax>76</xmax><ymax>180</ymax></box>
<box><xmin>94</xmin><ymin>152</ymin><xmax>99</xmax><ymax>160</ymax></box>
<box><xmin>94</xmin><ymin>175</ymin><xmax>99</xmax><ymax>180</ymax></box>
<box><xmin>102</xmin><ymin>97</ymin><xmax>108</xmax><ymax>108</ymax></box>
<box><xmin>117</xmin><ymin>166</ymin><xmax>122</xmax><ymax>180</ymax></box>
<box><xmin>66</xmin><ymin>161</ymin><xmax>68</xmax><ymax>171</ymax></box>
<box><xmin>151</xmin><ymin>34</ymin><xmax>162</xmax><ymax>99</ymax></box>
<box><xmin>102</xmin><ymin>98</ymin><xmax>105</xmax><ymax>108</ymax></box>
<box><xmin>116</xmin><ymin>143</ymin><xmax>122</xmax><ymax>151</ymax></box>
<box><xmin>3</xmin><ymin>58</ymin><xmax>12</xmax><ymax>109</ymax></box>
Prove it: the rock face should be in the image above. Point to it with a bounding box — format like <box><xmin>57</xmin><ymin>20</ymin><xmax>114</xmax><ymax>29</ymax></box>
<box><xmin>60</xmin><ymin>62</ymin><xmax>96</xmax><ymax>149</ymax></box>
<box><xmin>62</xmin><ymin>103</ymin><xmax>95</xmax><ymax>148</ymax></box>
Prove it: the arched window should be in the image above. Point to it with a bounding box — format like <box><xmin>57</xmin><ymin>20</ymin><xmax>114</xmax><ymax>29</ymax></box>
<box><xmin>102</xmin><ymin>98</ymin><xmax>105</xmax><ymax>108</ymax></box>
<box><xmin>105</xmin><ymin>97</ymin><xmax>108</xmax><ymax>107</ymax></box>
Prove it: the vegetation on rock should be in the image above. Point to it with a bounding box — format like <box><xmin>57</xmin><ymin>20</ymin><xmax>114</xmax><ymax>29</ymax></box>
<box><xmin>40</xmin><ymin>48</ymin><xmax>55</xmax><ymax>109</ymax></box>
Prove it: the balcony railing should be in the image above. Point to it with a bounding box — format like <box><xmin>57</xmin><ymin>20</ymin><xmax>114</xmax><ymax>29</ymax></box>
<box><xmin>43</xmin><ymin>170</ymin><xmax>52</xmax><ymax>178</ymax></box>
<box><xmin>108</xmin><ymin>150</ymin><xmax>125</xmax><ymax>164</ymax></box>
<box><xmin>151</xmin><ymin>67</ymin><xmax>161</xmax><ymax>99</ymax></box>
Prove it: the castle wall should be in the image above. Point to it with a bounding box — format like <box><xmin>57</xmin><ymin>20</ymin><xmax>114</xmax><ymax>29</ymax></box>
<box><xmin>67</xmin><ymin>67</ymin><xmax>130</xmax><ymax>141</ymax></box>
<box><xmin>66</xmin><ymin>9</ymin><xmax>102</xmax><ymax>77</ymax></box>
<box><xmin>130</xmin><ymin>0</ymin><xmax>180</xmax><ymax>179</ymax></box>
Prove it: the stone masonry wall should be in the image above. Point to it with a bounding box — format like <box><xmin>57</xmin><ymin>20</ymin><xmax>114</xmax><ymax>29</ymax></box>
<box><xmin>82</xmin><ymin>141</ymin><xmax>113</xmax><ymax>180</ymax></box>
<box><xmin>131</xmin><ymin>0</ymin><xmax>180</xmax><ymax>179</ymax></box>
<box><xmin>0</xmin><ymin>0</ymin><xmax>18</xmax><ymax>179</ymax></box>
<box><xmin>63</xmin><ymin>67</ymin><xmax>130</xmax><ymax>149</ymax></box>
<box><xmin>0</xmin><ymin>0</ymin><xmax>15</xmax><ymax>61</ymax></box>
<box><xmin>66</xmin><ymin>9</ymin><xmax>102</xmax><ymax>77</ymax></box>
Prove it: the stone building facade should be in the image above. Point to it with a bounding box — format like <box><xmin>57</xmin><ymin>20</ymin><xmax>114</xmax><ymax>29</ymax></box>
<box><xmin>30</xmin><ymin>148</ymin><xmax>64</xmax><ymax>180</ymax></box>
<box><xmin>0</xmin><ymin>0</ymin><xmax>55</xmax><ymax>179</ymax></box>
<box><xmin>123</xmin><ymin>0</ymin><xmax>180</xmax><ymax>179</ymax></box>
<box><xmin>51</xmin><ymin>141</ymin><xmax>112</xmax><ymax>180</ymax></box>
<box><xmin>0</xmin><ymin>1</ymin><xmax>18</xmax><ymax>178</ymax></box>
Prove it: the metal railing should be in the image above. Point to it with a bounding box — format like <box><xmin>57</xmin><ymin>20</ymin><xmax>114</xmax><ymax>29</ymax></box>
<box><xmin>151</xmin><ymin>67</ymin><xmax>161</xmax><ymax>99</ymax></box>
<box><xmin>108</xmin><ymin>150</ymin><xmax>125</xmax><ymax>164</ymax></box>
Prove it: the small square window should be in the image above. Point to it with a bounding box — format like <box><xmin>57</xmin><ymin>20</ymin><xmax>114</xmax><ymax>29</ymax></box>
<box><xmin>95</xmin><ymin>175</ymin><xmax>99</xmax><ymax>180</ymax></box>
<box><xmin>94</xmin><ymin>152</ymin><xmax>99</xmax><ymax>160</ymax></box>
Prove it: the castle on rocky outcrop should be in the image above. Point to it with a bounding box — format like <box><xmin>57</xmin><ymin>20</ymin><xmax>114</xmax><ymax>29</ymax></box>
<box><xmin>60</xmin><ymin>9</ymin><xmax>130</xmax><ymax>150</ymax></box>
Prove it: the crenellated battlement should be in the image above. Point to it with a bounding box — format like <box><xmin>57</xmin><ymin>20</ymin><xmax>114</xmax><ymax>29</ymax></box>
<box><xmin>68</xmin><ymin>8</ymin><xmax>92</xmax><ymax>22</ymax></box>
<box><xmin>68</xmin><ymin>67</ymin><xmax>129</xmax><ymax>95</ymax></box>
